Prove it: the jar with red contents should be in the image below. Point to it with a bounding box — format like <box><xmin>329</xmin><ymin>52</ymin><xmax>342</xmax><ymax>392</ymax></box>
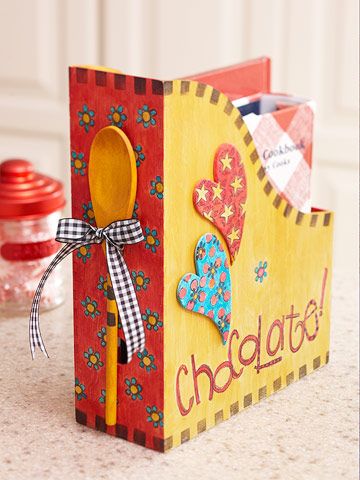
<box><xmin>0</xmin><ymin>159</ymin><xmax>66</xmax><ymax>314</ymax></box>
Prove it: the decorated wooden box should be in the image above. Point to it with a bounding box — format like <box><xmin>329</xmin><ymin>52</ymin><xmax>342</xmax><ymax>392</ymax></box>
<box><xmin>69</xmin><ymin>61</ymin><xmax>333</xmax><ymax>452</ymax></box>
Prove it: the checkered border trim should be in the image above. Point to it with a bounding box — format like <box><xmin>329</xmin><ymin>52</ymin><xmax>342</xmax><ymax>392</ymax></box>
<box><xmin>163</xmin><ymin>79</ymin><xmax>333</xmax><ymax>229</ymax></box>
<box><xmin>74</xmin><ymin>410</ymin><xmax>168</xmax><ymax>452</ymax></box>
<box><xmin>74</xmin><ymin>351</ymin><xmax>329</xmax><ymax>451</ymax></box>
<box><xmin>74</xmin><ymin>67</ymin><xmax>164</xmax><ymax>96</ymax></box>
<box><xmin>161</xmin><ymin>351</ymin><xmax>330</xmax><ymax>450</ymax></box>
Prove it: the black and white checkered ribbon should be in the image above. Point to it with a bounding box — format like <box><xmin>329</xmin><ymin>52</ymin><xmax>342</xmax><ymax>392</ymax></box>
<box><xmin>29</xmin><ymin>218</ymin><xmax>145</xmax><ymax>362</ymax></box>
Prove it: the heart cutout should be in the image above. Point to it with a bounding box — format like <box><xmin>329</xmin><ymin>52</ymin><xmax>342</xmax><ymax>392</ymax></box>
<box><xmin>177</xmin><ymin>233</ymin><xmax>232</xmax><ymax>344</ymax></box>
<box><xmin>193</xmin><ymin>143</ymin><xmax>247</xmax><ymax>263</ymax></box>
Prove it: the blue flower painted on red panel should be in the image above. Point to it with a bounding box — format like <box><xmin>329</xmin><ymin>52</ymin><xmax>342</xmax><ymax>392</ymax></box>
<box><xmin>146</xmin><ymin>406</ymin><xmax>163</xmax><ymax>428</ymax></box>
<box><xmin>150</xmin><ymin>176</ymin><xmax>164</xmax><ymax>200</ymax></box>
<box><xmin>97</xmin><ymin>275</ymin><xmax>108</xmax><ymax>297</ymax></box>
<box><xmin>97</xmin><ymin>327</ymin><xmax>107</xmax><ymax>347</ymax></box>
<box><xmin>125</xmin><ymin>378</ymin><xmax>143</xmax><ymax>400</ymax></box>
<box><xmin>134</xmin><ymin>145</ymin><xmax>145</xmax><ymax>167</ymax></box>
<box><xmin>71</xmin><ymin>151</ymin><xmax>86</xmax><ymax>176</ymax></box>
<box><xmin>144</xmin><ymin>227</ymin><xmax>160</xmax><ymax>253</ymax></box>
<box><xmin>137</xmin><ymin>105</ymin><xmax>157</xmax><ymax>128</ymax></box>
<box><xmin>142</xmin><ymin>308</ymin><xmax>163</xmax><ymax>332</ymax></box>
<box><xmin>78</xmin><ymin>104</ymin><xmax>95</xmax><ymax>132</ymax></box>
<box><xmin>99</xmin><ymin>389</ymin><xmax>106</xmax><ymax>403</ymax></box>
<box><xmin>137</xmin><ymin>349</ymin><xmax>157</xmax><ymax>372</ymax></box>
<box><xmin>108</xmin><ymin>105</ymin><xmax>127</xmax><ymax>128</ymax></box>
<box><xmin>75</xmin><ymin>378</ymin><xmax>87</xmax><ymax>400</ymax></box>
<box><xmin>76</xmin><ymin>245</ymin><xmax>91</xmax><ymax>263</ymax></box>
<box><xmin>82</xmin><ymin>201</ymin><xmax>95</xmax><ymax>225</ymax></box>
<box><xmin>132</xmin><ymin>201</ymin><xmax>139</xmax><ymax>219</ymax></box>
<box><xmin>84</xmin><ymin>347</ymin><xmax>104</xmax><ymax>370</ymax></box>
<box><xmin>81</xmin><ymin>296</ymin><xmax>100</xmax><ymax>318</ymax></box>
<box><xmin>131</xmin><ymin>270</ymin><xmax>150</xmax><ymax>291</ymax></box>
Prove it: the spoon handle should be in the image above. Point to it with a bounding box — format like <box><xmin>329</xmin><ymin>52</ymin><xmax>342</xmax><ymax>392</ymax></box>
<box><xmin>104</xmin><ymin>273</ymin><xmax>118</xmax><ymax>425</ymax></box>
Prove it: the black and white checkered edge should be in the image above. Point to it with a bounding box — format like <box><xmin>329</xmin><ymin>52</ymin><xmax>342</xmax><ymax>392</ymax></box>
<box><xmin>29</xmin><ymin>218</ymin><xmax>145</xmax><ymax>363</ymax></box>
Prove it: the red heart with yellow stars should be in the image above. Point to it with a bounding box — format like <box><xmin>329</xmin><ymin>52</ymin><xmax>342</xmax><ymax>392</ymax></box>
<box><xmin>193</xmin><ymin>143</ymin><xmax>247</xmax><ymax>263</ymax></box>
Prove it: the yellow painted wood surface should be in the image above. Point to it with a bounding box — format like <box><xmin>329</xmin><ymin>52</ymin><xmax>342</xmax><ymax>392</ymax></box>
<box><xmin>89</xmin><ymin>126</ymin><xmax>137</xmax><ymax>426</ymax></box>
<box><xmin>163</xmin><ymin>81</ymin><xmax>333</xmax><ymax>447</ymax></box>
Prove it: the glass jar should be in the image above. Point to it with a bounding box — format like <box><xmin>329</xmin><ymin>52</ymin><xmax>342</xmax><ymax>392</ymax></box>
<box><xmin>0</xmin><ymin>159</ymin><xmax>66</xmax><ymax>314</ymax></box>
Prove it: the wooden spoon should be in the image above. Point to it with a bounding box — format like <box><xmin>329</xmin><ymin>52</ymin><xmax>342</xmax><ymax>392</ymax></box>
<box><xmin>89</xmin><ymin>126</ymin><xmax>137</xmax><ymax>426</ymax></box>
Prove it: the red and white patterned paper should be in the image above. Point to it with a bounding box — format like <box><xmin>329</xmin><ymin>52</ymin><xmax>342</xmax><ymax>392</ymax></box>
<box><xmin>243</xmin><ymin>98</ymin><xmax>315</xmax><ymax>213</ymax></box>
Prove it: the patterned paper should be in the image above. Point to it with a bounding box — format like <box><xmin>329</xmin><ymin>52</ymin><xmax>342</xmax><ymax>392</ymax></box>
<box><xmin>243</xmin><ymin>101</ymin><xmax>314</xmax><ymax>213</ymax></box>
<box><xmin>177</xmin><ymin>233</ymin><xmax>232</xmax><ymax>344</ymax></box>
<box><xmin>193</xmin><ymin>143</ymin><xmax>247</xmax><ymax>263</ymax></box>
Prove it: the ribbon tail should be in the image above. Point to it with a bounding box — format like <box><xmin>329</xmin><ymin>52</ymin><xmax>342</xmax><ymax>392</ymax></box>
<box><xmin>106</xmin><ymin>243</ymin><xmax>145</xmax><ymax>363</ymax></box>
<box><xmin>29</xmin><ymin>242</ymin><xmax>81</xmax><ymax>359</ymax></box>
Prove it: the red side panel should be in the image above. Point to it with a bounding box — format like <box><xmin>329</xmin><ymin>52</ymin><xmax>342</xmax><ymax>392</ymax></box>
<box><xmin>69</xmin><ymin>67</ymin><xmax>164</xmax><ymax>451</ymax></box>
<box><xmin>186</xmin><ymin>56</ymin><xmax>271</xmax><ymax>100</ymax></box>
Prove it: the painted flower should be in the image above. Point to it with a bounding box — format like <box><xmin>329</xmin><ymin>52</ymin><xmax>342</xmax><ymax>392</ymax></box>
<box><xmin>142</xmin><ymin>308</ymin><xmax>163</xmax><ymax>332</ymax></box>
<box><xmin>78</xmin><ymin>104</ymin><xmax>95</xmax><ymax>132</ymax></box>
<box><xmin>132</xmin><ymin>201</ymin><xmax>139</xmax><ymax>219</ymax></box>
<box><xmin>146</xmin><ymin>406</ymin><xmax>163</xmax><ymax>428</ymax></box>
<box><xmin>195</xmin><ymin>240</ymin><xmax>206</xmax><ymax>261</ymax></box>
<box><xmin>134</xmin><ymin>145</ymin><xmax>145</xmax><ymax>167</ymax></box>
<box><xmin>97</xmin><ymin>275</ymin><xmax>108</xmax><ymax>297</ymax></box>
<box><xmin>206</xmin><ymin>234</ymin><xmax>223</xmax><ymax>256</ymax></box>
<box><xmin>187</xmin><ymin>277</ymin><xmax>206</xmax><ymax>311</ymax></box>
<box><xmin>84</xmin><ymin>347</ymin><xmax>104</xmax><ymax>370</ymax></box>
<box><xmin>150</xmin><ymin>176</ymin><xmax>164</xmax><ymax>200</ymax></box>
<box><xmin>107</xmin><ymin>105</ymin><xmax>127</xmax><ymax>128</ymax></box>
<box><xmin>216</xmin><ymin>308</ymin><xmax>231</xmax><ymax>337</ymax></box>
<box><xmin>97</xmin><ymin>326</ymin><xmax>107</xmax><ymax>347</ymax></box>
<box><xmin>81</xmin><ymin>296</ymin><xmax>100</xmax><ymax>318</ymax></box>
<box><xmin>137</xmin><ymin>349</ymin><xmax>156</xmax><ymax>372</ymax></box>
<box><xmin>82</xmin><ymin>201</ymin><xmax>95</xmax><ymax>224</ymax></box>
<box><xmin>255</xmin><ymin>260</ymin><xmax>268</xmax><ymax>283</ymax></box>
<box><xmin>136</xmin><ymin>105</ymin><xmax>157</xmax><ymax>128</ymax></box>
<box><xmin>75</xmin><ymin>378</ymin><xmax>87</xmax><ymax>400</ymax></box>
<box><xmin>125</xmin><ymin>377</ymin><xmax>143</xmax><ymax>400</ymax></box>
<box><xmin>71</xmin><ymin>151</ymin><xmax>86</xmax><ymax>176</ymax></box>
<box><xmin>211</xmin><ymin>271</ymin><xmax>231</xmax><ymax>306</ymax></box>
<box><xmin>131</xmin><ymin>270</ymin><xmax>150</xmax><ymax>292</ymax></box>
<box><xmin>203</xmin><ymin>258</ymin><xmax>222</xmax><ymax>288</ymax></box>
<box><xmin>144</xmin><ymin>227</ymin><xmax>160</xmax><ymax>253</ymax></box>
<box><xmin>99</xmin><ymin>389</ymin><xmax>106</xmax><ymax>403</ymax></box>
<box><xmin>76</xmin><ymin>245</ymin><xmax>91</xmax><ymax>263</ymax></box>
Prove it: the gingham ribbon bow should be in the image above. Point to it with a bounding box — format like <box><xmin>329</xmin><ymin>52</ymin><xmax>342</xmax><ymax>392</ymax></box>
<box><xmin>29</xmin><ymin>218</ymin><xmax>145</xmax><ymax>362</ymax></box>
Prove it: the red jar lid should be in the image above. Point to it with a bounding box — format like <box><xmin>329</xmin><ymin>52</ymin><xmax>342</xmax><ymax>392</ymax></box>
<box><xmin>0</xmin><ymin>159</ymin><xmax>65</xmax><ymax>219</ymax></box>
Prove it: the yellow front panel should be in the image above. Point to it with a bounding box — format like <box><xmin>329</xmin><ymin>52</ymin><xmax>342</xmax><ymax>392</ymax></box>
<box><xmin>163</xmin><ymin>81</ymin><xmax>333</xmax><ymax>449</ymax></box>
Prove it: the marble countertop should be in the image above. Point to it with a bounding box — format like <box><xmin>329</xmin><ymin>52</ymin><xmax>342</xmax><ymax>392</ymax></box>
<box><xmin>0</xmin><ymin>264</ymin><xmax>358</xmax><ymax>480</ymax></box>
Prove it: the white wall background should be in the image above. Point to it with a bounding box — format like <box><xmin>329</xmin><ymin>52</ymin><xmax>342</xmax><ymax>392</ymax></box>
<box><xmin>0</xmin><ymin>0</ymin><xmax>358</xmax><ymax>273</ymax></box>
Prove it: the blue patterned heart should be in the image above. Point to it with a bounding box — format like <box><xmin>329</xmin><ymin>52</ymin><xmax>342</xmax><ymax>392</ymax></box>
<box><xmin>176</xmin><ymin>233</ymin><xmax>232</xmax><ymax>344</ymax></box>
